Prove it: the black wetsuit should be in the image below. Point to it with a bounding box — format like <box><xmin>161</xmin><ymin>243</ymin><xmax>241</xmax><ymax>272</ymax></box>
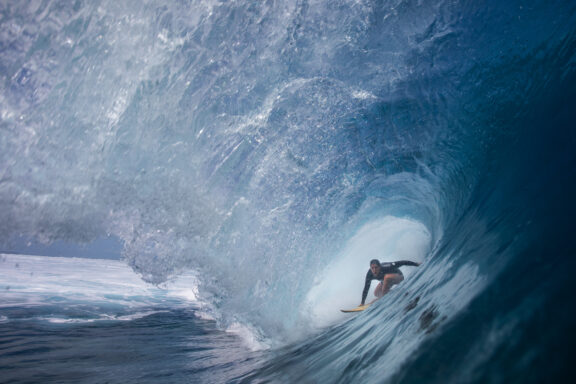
<box><xmin>361</xmin><ymin>261</ymin><xmax>419</xmax><ymax>305</ymax></box>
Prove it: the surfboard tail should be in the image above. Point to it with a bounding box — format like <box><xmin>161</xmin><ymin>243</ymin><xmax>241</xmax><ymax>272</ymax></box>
<box><xmin>340</xmin><ymin>304</ymin><xmax>370</xmax><ymax>313</ymax></box>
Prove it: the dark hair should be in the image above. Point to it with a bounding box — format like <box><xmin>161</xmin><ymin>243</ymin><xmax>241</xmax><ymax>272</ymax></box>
<box><xmin>370</xmin><ymin>259</ymin><xmax>380</xmax><ymax>266</ymax></box>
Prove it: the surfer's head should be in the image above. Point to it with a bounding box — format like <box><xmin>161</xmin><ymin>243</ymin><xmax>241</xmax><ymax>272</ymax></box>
<box><xmin>370</xmin><ymin>259</ymin><xmax>381</xmax><ymax>275</ymax></box>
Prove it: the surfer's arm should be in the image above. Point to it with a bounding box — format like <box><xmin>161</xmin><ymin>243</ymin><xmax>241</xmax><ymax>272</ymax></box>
<box><xmin>361</xmin><ymin>271</ymin><xmax>372</xmax><ymax>305</ymax></box>
<box><xmin>394</xmin><ymin>260</ymin><xmax>421</xmax><ymax>267</ymax></box>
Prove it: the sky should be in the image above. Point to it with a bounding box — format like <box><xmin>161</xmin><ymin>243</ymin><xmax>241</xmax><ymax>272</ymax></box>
<box><xmin>1</xmin><ymin>235</ymin><xmax>123</xmax><ymax>260</ymax></box>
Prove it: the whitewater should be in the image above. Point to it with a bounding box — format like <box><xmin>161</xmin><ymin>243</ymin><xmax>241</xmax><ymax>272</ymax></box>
<box><xmin>1</xmin><ymin>0</ymin><xmax>575</xmax><ymax>383</ymax></box>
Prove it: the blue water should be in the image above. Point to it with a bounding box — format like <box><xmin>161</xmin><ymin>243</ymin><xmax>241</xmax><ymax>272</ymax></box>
<box><xmin>1</xmin><ymin>0</ymin><xmax>576</xmax><ymax>383</ymax></box>
<box><xmin>0</xmin><ymin>255</ymin><xmax>259</xmax><ymax>383</ymax></box>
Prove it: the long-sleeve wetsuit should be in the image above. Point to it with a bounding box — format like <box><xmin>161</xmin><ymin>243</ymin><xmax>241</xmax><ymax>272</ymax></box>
<box><xmin>361</xmin><ymin>260</ymin><xmax>419</xmax><ymax>305</ymax></box>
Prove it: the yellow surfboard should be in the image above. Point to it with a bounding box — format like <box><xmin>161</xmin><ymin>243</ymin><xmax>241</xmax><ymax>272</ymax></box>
<box><xmin>340</xmin><ymin>303</ymin><xmax>371</xmax><ymax>313</ymax></box>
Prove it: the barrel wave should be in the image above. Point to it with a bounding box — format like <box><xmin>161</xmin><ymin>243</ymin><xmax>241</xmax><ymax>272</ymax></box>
<box><xmin>1</xmin><ymin>0</ymin><xmax>575</xmax><ymax>383</ymax></box>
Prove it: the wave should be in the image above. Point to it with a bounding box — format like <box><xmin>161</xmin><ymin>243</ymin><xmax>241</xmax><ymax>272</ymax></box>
<box><xmin>2</xmin><ymin>0</ymin><xmax>576</xmax><ymax>381</ymax></box>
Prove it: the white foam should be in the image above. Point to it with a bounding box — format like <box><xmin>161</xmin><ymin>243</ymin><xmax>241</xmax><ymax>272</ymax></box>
<box><xmin>226</xmin><ymin>322</ymin><xmax>270</xmax><ymax>351</ymax></box>
<box><xmin>35</xmin><ymin>311</ymin><xmax>165</xmax><ymax>324</ymax></box>
<box><xmin>194</xmin><ymin>310</ymin><xmax>216</xmax><ymax>321</ymax></box>
<box><xmin>0</xmin><ymin>253</ymin><xmax>200</xmax><ymax>310</ymax></box>
<box><xmin>351</xmin><ymin>89</ymin><xmax>377</xmax><ymax>100</ymax></box>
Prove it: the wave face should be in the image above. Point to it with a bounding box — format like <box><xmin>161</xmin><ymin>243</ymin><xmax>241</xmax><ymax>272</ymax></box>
<box><xmin>2</xmin><ymin>0</ymin><xmax>575</xmax><ymax>382</ymax></box>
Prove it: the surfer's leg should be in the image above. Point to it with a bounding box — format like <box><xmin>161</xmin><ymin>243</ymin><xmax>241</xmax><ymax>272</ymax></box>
<box><xmin>381</xmin><ymin>273</ymin><xmax>404</xmax><ymax>295</ymax></box>
<box><xmin>374</xmin><ymin>282</ymin><xmax>384</xmax><ymax>298</ymax></box>
<box><xmin>374</xmin><ymin>274</ymin><xmax>404</xmax><ymax>297</ymax></box>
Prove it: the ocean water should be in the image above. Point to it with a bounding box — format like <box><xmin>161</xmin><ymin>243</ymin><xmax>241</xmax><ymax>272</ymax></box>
<box><xmin>0</xmin><ymin>254</ymin><xmax>260</xmax><ymax>384</ymax></box>
<box><xmin>1</xmin><ymin>0</ymin><xmax>576</xmax><ymax>383</ymax></box>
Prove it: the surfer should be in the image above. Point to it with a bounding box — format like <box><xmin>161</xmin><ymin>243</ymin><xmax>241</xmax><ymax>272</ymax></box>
<box><xmin>361</xmin><ymin>259</ymin><xmax>421</xmax><ymax>305</ymax></box>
